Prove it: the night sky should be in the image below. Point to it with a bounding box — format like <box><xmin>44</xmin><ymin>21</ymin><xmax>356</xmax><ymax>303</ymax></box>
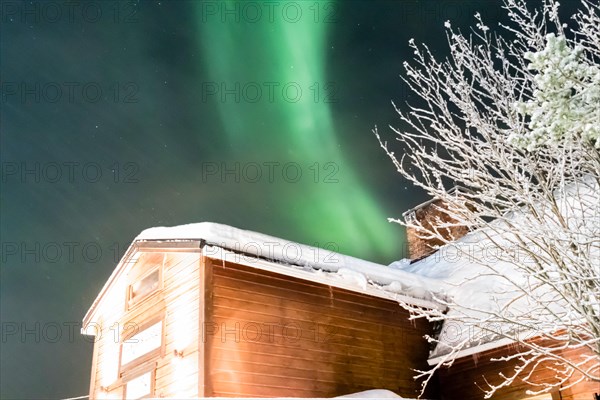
<box><xmin>1</xmin><ymin>1</ymin><xmax>514</xmax><ymax>398</ymax></box>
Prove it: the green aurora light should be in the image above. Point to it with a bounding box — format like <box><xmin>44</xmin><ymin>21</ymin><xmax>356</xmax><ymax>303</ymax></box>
<box><xmin>196</xmin><ymin>1</ymin><xmax>399</xmax><ymax>259</ymax></box>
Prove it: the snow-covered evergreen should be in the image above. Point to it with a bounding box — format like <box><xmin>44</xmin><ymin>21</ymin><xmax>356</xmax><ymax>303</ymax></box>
<box><xmin>510</xmin><ymin>33</ymin><xmax>600</xmax><ymax>150</ymax></box>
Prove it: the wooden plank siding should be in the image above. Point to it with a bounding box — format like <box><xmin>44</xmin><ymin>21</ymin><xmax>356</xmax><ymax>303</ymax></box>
<box><xmin>203</xmin><ymin>258</ymin><xmax>436</xmax><ymax>398</ymax></box>
<box><xmin>146</xmin><ymin>251</ymin><xmax>202</xmax><ymax>398</ymax></box>
<box><xmin>88</xmin><ymin>250</ymin><xmax>202</xmax><ymax>399</ymax></box>
<box><xmin>438</xmin><ymin>342</ymin><xmax>600</xmax><ymax>400</ymax></box>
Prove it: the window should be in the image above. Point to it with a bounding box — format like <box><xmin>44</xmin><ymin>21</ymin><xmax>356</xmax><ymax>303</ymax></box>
<box><xmin>124</xmin><ymin>369</ymin><xmax>155</xmax><ymax>399</ymax></box>
<box><xmin>126</xmin><ymin>252</ymin><xmax>164</xmax><ymax>310</ymax></box>
<box><xmin>120</xmin><ymin>320</ymin><xmax>163</xmax><ymax>372</ymax></box>
<box><xmin>128</xmin><ymin>269</ymin><xmax>159</xmax><ymax>307</ymax></box>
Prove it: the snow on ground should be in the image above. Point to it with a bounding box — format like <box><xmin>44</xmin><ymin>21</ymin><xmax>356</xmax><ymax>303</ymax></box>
<box><xmin>336</xmin><ymin>389</ymin><xmax>405</xmax><ymax>398</ymax></box>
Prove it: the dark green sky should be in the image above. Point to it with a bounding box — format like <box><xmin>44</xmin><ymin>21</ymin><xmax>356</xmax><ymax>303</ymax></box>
<box><xmin>0</xmin><ymin>1</ymin><xmax>519</xmax><ymax>398</ymax></box>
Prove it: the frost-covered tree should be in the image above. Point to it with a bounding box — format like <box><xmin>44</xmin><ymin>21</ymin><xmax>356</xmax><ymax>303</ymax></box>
<box><xmin>376</xmin><ymin>0</ymin><xmax>600</xmax><ymax>397</ymax></box>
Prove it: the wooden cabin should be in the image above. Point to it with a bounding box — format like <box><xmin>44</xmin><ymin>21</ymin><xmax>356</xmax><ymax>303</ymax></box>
<box><xmin>83</xmin><ymin>218</ymin><xmax>599</xmax><ymax>399</ymax></box>
<box><xmin>81</xmin><ymin>222</ymin><xmax>442</xmax><ymax>399</ymax></box>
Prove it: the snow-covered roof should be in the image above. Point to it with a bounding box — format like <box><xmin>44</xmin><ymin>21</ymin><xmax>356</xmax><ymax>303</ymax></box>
<box><xmin>137</xmin><ymin>222</ymin><xmax>388</xmax><ymax>273</ymax></box>
<box><xmin>83</xmin><ymin>223</ymin><xmax>445</xmax><ymax>328</ymax></box>
<box><xmin>137</xmin><ymin>222</ymin><xmax>445</xmax><ymax>303</ymax></box>
<box><xmin>391</xmin><ymin>177</ymin><xmax>600</xmax><ymax>363</ymax></box>
<box><xmin>390</xmin><ymin>229</ymin><xmax>524</xmax><ymax>361</ymax></box>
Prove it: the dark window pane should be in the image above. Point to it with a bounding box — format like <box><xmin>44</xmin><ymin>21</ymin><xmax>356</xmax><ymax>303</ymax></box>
<box><xmin>130</xmin><ymin>269</ymin><xmax>159</xmax><ymax>304</ymax></box>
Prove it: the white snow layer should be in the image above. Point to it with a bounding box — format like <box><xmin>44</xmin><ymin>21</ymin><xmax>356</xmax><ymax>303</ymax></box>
<box><xmin>137</xmin><ymin>222</ymin><xmax>444</xmax><ymax>303</ymax></box>
<box><xmin>336</xmin><ymin>389</ymin><xmax>405</xmax><ymax>398</ymax></box>
<box><xmin>392</xmin><ymin>177</ymin><xmax>600</xmax><ymax>359</ymax></box>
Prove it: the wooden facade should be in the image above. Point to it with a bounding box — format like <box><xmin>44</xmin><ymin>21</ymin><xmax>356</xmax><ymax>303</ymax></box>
<box><xmin>437</xmin><ymin>341</ymin><xmax>599</xmax><ymax>400</ymax></box>
<box><xmin>82</xmin><ymin>237</ymin><xmax>436</xmax><ymax>399</ymax></box>
<box><xmin>84</xmin><ymin>242</ymin><xmax>204</xmax><ymax>399</ymax></box>
<box><xmin>205</xmin><ymin>259</ymin><xmax>435</xmax><ymax>398</ymax></box>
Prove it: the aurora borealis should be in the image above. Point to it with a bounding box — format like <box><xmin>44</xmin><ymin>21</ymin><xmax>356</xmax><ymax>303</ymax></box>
<box><xmin>197</xmin><ymin>1</ymin><xmax>398</xmax><ymax>257</ymax></box>
<box><xmin>1</xmin><ymin>1</ymin><xmax>513</xmax><ymax>398</ymax></box>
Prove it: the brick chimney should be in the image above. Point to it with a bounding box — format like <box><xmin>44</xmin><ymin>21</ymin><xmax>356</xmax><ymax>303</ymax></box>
<box><xmin>402</xmin><ymin>188</ymin><xmax>470</xmax><ymax>262</ymax></box>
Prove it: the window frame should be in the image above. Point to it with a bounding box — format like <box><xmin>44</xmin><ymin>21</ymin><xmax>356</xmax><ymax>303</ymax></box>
<box><xmin>122</xmin><ymin>363</ymin><xmax>157</xmax><ymax>400</ymax></box>
<box><xmin>118</xmin><ymin>316</ymin><xmax>165</xmax><ymax>377</ymax></box>
<box><xmin>105</xmin><ymin>385</ymin><xmax>124</xmax><ymax>399</ymax></box>
<box><xmin>125</xmin><ymin>253</ymin><xmax>164</xmax><ymax>311</ymax></box>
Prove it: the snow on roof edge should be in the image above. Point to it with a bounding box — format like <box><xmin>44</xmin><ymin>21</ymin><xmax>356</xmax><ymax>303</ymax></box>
<box><xmin>136</xmin><ymin>222</ymin><xmax>382</xmax><ymax>271</ymax></box>
<box><xmin>136</xmin><ymin>222</ymin><xmax>446</xmax><ymax>302</ymax></box>
<box><xmin>83</xmin><ymin>222</ymin><xmax>447</xmax><ymax>330</ymax></box>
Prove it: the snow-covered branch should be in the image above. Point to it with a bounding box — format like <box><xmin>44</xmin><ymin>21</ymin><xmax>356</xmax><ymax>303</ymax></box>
<box><xmin>377</xmin><ymin>0</ymin><xmax>600</xmax><ymax>397</ymax></box>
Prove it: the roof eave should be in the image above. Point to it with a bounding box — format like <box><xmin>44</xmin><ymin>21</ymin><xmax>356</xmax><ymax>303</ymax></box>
<box><xmin>81</xmin><ymin>239</ymin><xmax>204</xmax><ymax>330</ymax></box>
<box><xmin>427</xmin><ymin>337</ymin><xmax>516</xmax><ymax>366</ymax></box>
